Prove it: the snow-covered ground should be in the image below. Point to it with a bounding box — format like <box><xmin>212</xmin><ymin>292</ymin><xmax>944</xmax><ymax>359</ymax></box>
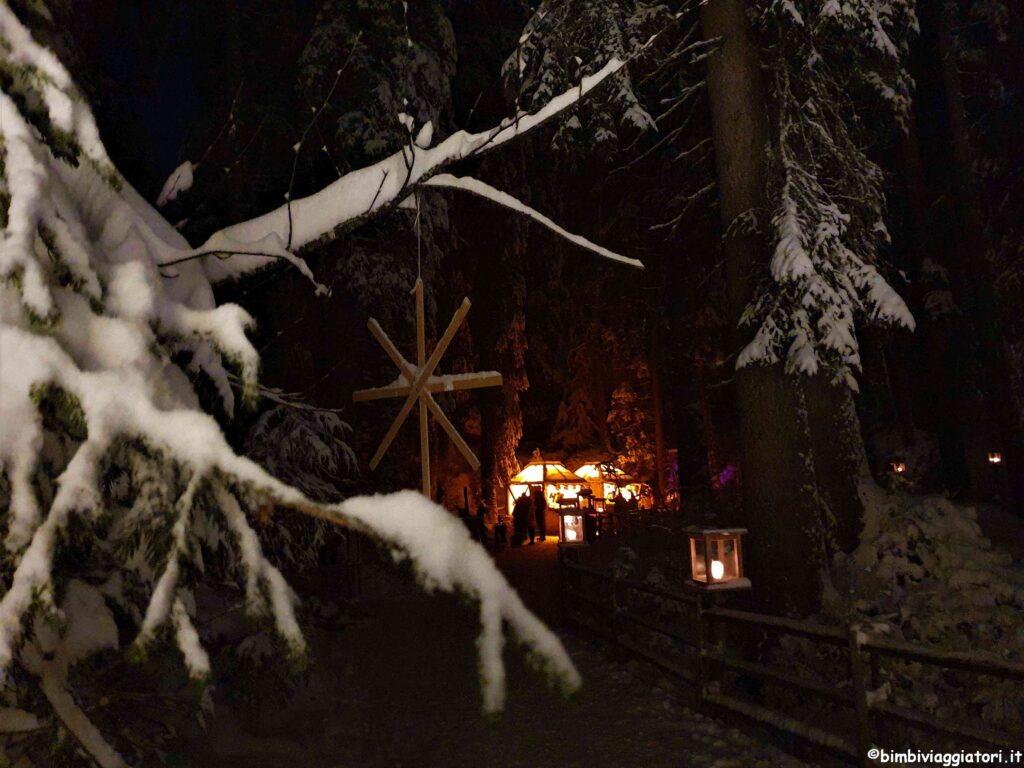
<box><xmin>182</xmin><ymin>593</ymin><xmax>811</xmax><ymax>767</ymax></box>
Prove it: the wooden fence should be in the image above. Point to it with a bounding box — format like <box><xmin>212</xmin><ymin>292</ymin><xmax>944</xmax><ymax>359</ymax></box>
<box><xmin>559</xmin><ymin>550</ymin><xmax>1023</xmax><ymax>766</ymax></box>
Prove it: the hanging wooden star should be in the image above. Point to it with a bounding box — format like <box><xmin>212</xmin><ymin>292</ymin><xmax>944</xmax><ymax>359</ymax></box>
<box><xmin>353</xmin><ymin>278</ymin><xmax>502</xmax><ymax>496</ymax></box>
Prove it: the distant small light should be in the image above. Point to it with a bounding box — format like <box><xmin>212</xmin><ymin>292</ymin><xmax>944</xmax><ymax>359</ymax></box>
<box><xmin>988</xmin><ymin>452</ymin><xmax>1003</xmax><ymax>465</ymax></box>
<box><xmin>891</xmin><ymin>461</ymin><xmax>907</xmax><ymax>475</ymax></box>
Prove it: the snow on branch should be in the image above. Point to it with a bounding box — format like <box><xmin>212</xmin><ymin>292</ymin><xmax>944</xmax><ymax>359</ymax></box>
<box><xmin>738</xmin><ymin>13</ymin><xmax>916</xmax><ymax>389</ymax></box>
<box><xmin>196</xmin><ymin>57</ymin><xmax>629</xmax><ymax>282</ymax></box>
<box><xmin>422</xmin><ymin>174</ymin><xmax>642</xmax><ymax>269</ymax></box>
<box><xmin>0</xmin><ymin>7</ymin><xmax>582</xmax><ymax>764</ymax></box>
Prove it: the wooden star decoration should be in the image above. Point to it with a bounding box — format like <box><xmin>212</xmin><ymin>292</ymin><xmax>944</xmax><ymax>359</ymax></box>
<box><xmin>353</xmin><ymin>278</ymin><xmax>502</xmax><ymax>496</ymax></box>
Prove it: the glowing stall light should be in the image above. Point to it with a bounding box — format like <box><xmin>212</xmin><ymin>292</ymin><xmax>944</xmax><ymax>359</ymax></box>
<box><xmin>508</xmin><ymin>460</ymin><xmax>586</xmax><ymax>513</ymax></box>
<box><xmin>514</xmin><ymin>464</ymin><xmax>545</xmax><ymax>483</ymax></box>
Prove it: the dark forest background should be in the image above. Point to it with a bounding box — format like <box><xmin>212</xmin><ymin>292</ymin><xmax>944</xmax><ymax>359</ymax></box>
<box><xmin>25</xmin><ymin>0</ymin><xmax>1024</xmax><ymax>614</ymax></box>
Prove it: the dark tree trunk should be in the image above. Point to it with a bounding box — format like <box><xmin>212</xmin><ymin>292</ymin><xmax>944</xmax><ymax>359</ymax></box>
<box><xmin>701</xmin><ymin>0</ymin><xmax>832</xmax><ymax>615</ymax></box>
<box><xmin>803</xmin><ymin>376</ymin><xmax>867</xmax><ymax>554</ymax></box>
<box><xmin>650</xmin><ymin>320</ymin><xmax>667</xmax><ymax>507</ymax></box>
<box><xmin>895</xmin><ymin>118</ymin><xmax>970</xmax><ymax>490</ymax></box>
<box><xmin>926</xmin><ymin>3</ymin><xmax>1024</xmax><ymax>508</ymax></box>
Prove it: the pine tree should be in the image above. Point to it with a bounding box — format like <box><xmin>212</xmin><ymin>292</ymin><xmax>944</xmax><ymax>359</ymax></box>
<box><xmin>0</xmin><ymin>6</ymin><xmax>639</xmax><ymax>761</ymax></box>
<box><xmin>511</xmin><ymin>0</ymin><xmax>919</xmax><ymax>611</ymax></box>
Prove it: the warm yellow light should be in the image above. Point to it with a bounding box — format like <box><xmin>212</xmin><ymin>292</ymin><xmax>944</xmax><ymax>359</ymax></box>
<box><xmin>511</xmin><ymin>464</ymin><xmax>545</xmax><ymax>483</ymax></box>
<box><xmin>565</xmin><ymin>528</ymin><xmax>578</xmax><ymax>541</ymax></box>
<box><xmin>988</xmin><ymin>452</ymin><xmax>1003</xmax><ymax>465</ymax></box>
<box><xmin>891</xmin><ymin>461</ymin><xmax>906</xmax><ymax>475</ymax></box>
<box><xmin>710</xmin><ymin>559</ymin><xmax>725</xmax><ymax>580</ymax></box>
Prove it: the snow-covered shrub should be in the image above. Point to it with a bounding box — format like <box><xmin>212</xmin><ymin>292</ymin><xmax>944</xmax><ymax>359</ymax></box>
<box><xmin>241</xmin><ymin>404</ymin><xmax>356</xmax><ymax>574</ymax></box>
<box><xmin>821</xmin><ymin>486</ymin><xmax>1024</xmax><ymax>736</ymax></box>
<box><xmin>0</xmin><ymin>5</ymin><xmax>646</xmax><ymax>764</ymax></box>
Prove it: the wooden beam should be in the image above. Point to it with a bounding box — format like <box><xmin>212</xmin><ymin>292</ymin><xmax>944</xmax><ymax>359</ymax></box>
<box><xmin>426</xmin><ymin>398</ymin><xmax>481</xmax><ymax>470</ymax></box>
<box><xmin>352</xmin><ymin>372</ymin><xmax>503</xmax><ymax>401</ymax></box>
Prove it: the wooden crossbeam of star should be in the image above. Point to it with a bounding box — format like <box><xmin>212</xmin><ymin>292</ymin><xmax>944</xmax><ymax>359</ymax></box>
<box><xmin>353</xmin><ymin>278</ymin><xmax>502</xmax><ymax>496</ymax></box>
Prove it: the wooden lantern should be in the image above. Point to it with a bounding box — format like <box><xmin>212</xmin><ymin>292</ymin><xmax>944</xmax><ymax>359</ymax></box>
<box><xmin>890</xmin><ymin>460</ymin><xmax>907</xmax><ymax>475</ymax></box>
<box><xmin>559</xmin><ymin>512</ymin><xmax>587</xmax><ymax>545</ymax></box>
<box><xmin>685</xmin><ymin>528</ymin><xmax>750</xmax><ymax>591</ymax></box>
<box><xmin>988</xmin><ymin>452</ymin><xmax>1003</xmax><ymax>465</ymax></box>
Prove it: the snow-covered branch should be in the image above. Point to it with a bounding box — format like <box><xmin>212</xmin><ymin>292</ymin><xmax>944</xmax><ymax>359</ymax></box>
<box><xmin>422</xmin><ymin>174</ymin><xmax>642</xmax><ymax>268</ymax></box>
<box><xmin>196</xmin><ymin>57</ymin><xmax>630</xmax><ymax>282</ymax></box>
<box><xmin>0</xmin><ymin>6</ymin><xmax>584</xmax><ymax>764</ymax></box>
<box><xmin>738</xmin><ymin>6</ymin><xmax>916</xmax><ymax>388</ymax></box>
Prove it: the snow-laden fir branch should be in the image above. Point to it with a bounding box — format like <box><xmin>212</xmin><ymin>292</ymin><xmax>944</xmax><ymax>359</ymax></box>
<box><xmin>506</xmin><ymin>0</ymin><xmax>674</xmax><ymax>148</ymax></box>
<box><xmin>0</xmin><ymin>6</ymin><xmax>592</xmax><ymax>765</ymax></box>
<box><xmin>192</xmin><ymin>56</ymin><xmax>633</xmax><ymax>282</ymax></box>
<box><xmin>737</xmin><ymin>0</ymin><xmax>916</xmax><ymax>388</ymax></box>
<box><xmin>422</xmin><ymin>174</ymin><xmax>643</xmax><ymax>269</ymax></box>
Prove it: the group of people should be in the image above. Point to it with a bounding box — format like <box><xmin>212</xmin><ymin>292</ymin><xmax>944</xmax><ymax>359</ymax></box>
<box><xmin>511</xmin><ymin>486</ymin><xmax>547</xmax><ymax>545</ymax></box>
<box><xmin>446</xmin><ymin>484</ymin><xmax>639</xmax><ymax>547</ymax></box>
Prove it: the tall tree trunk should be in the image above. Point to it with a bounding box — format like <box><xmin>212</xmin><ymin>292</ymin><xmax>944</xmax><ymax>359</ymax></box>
<box><xmin>695</xmin><ymin>356</ymin><xmax>720</xmax><ymax>492</ymax></box>
<box><xmin>701</xmin><ymin>0</ymin><xmax>830</xmax><ymax>615</ymax></box>
<box><xmin>896</xmin><ymin>54</ymin><xmax>972</xmax><ymax>492</ymax></box>
<box><xmin>803</xmin><ymin>376</ymin><xmax>867</xmax><ymax>554</ymax></box>
<box><xmin>927</xmin><ymin>3</ymin><xmax>1024</xmax><ymax>508</ymax></box>
<box><xmin>650</xmin><ymin>319</ymin><xmax>667</xmax><ymax>507</ymax></box>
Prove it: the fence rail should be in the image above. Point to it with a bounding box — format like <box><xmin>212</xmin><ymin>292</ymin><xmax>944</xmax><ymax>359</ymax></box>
<box><xmin>559</xmin><ymin>552</ymin><xmax>1022</xmax><ymax>766</ymax></box>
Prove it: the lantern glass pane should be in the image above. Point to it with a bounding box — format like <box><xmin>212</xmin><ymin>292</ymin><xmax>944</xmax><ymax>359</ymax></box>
<box><xmin>722</xmin><ymin>538</ymin><xmax>739</xmax><ymax>579</ymax></box>
<box><xmin>690</xmin><ymin>537</ymin><xmax>707</xmax><ymax>582</ymax></box>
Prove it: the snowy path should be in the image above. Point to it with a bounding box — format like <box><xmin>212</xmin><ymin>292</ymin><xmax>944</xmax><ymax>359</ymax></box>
<box><xmin>182</xmin><ymin>564</ymin><xmax>811</xmax><ymax>767</ymax></box>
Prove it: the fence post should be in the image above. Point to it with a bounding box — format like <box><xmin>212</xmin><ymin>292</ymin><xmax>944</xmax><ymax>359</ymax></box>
<box><xmin>848</xmin><ymin>624</ymin><xmax>873</xmax><ymax>768</ymax></box>
<box><xmin>558</xmin><ymin>545</ymin><xmax>568</xmax><ymax>626</ymax></box>
<box><xmin>694</xmin><ymin>594</ymin><xmax>705</xmax><ymax>702</ymax></box>
<box><xmin>611</xmin><ymin>570</ymin><xmax>624</xmax><ymax>640</ymax></box>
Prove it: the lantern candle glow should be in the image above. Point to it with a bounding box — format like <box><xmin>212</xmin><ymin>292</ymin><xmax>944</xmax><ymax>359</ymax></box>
<box><xmin>685</xmin><ymin>528</ymin><xmax>750</xmax><ymax>591</ymax></box>
<box><xmin>559</xmin><ymin>513</ymin><xmax>586</xmax><ymax>545</ymax></box>
<box><xmin>988</xmin><ymin>452</ymin><xmax>1003</xmax><ymax>465</ymax></box>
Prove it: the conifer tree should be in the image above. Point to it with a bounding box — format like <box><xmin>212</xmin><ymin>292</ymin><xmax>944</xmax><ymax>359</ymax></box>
<box><xmin>0</xmin><ymin>5</ymin><xmax>639</xmax><ymax>761</ymax></box>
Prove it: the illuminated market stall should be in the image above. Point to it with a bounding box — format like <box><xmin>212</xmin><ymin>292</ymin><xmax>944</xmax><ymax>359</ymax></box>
<box><xmin>571</xmin><ymin>460</ymin><xmax>652</xmax><ymax>512</ymax></box>
<box><xmin>506</xmin><ymin>455</ymin><xmax>585</xmax><ymax>534</ymax></box>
